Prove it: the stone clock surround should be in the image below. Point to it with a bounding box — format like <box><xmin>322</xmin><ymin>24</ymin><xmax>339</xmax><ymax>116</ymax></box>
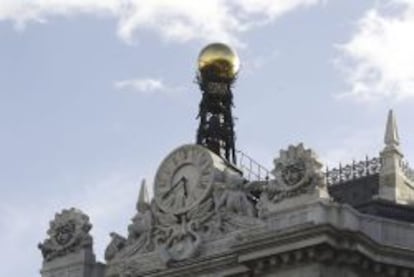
<box><xmin>153</xmin><ymin>144</ymin><xmax>233</xmax><ymax>215</ymax></box>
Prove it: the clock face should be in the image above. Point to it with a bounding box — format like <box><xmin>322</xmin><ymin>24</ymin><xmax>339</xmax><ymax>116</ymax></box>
<box><xmin>154</xmin><ymin>145</ymin><xmax>215</xmax><ymax>214</ymax></box>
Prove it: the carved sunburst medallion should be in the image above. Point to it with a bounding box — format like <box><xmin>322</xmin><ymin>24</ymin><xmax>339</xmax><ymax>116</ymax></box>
<box><xmin>272</xmin><ymin>143</ymin><xmax>324</xmax><ymax>192</ymax></box>
<box><xmin>54</xmin><ymin>220</ymin><xmax>76</xmax><ymax>246</ymax></box>
<box><xmin>281</xmin><ymin>161</ymin><xmax>306</xmax><ymax>187</ymax></box>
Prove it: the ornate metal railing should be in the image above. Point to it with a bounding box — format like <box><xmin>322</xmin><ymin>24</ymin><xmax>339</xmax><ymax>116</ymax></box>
<box><xmin>237</xmin><ymin>150</ymin><xmax>270</xmax><ymax>181</ymax></box>
<box><xmin>234</xmin><ymin>151</ymin><xmax>414</xmax><ymax>185</ymax></box>
<box><xmin>325</xmin><ymin>156</ymin><xmax>381</xmax><ymax>186</ymax></box>
<box><xmin>326</xmin><ymin>156</ymin><xmax>414</xmax><ymax>185</ymax></box>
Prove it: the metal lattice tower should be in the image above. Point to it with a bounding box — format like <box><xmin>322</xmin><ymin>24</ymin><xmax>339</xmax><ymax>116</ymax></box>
<box><xmin>195</xmin><ymin>43</ymin><xmax>240</xmax><ymax>165</ymax></box>
<box><xmin>196</xmin><ymin>80</ymin><xmax>236</xmax><ymax>164</ymax></box>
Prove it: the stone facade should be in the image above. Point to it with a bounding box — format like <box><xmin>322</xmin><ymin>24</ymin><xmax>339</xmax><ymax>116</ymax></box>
<box><xmin>39</xmin><ymin>111</ymin><xmax>414</xmax><ymax>277</ymax></box>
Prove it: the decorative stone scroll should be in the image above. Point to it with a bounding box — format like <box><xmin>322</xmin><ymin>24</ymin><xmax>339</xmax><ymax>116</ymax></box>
<box><xmin>38</xmin><ymin>208</ymin><xmax>93</xmax><ymax>262</ymax></box>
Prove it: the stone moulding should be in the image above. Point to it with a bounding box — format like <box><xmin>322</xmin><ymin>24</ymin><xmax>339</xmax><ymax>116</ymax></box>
<box><xmin>240</xmin><ymin>239</ymin><xmax>414</xmax><ymax>277</ymax></box>
<box><xmin>235</xmin><ymin>202</ymin><xmax>414</xmax><ymax>276</ymax></box>
<box><xmin>236</xmin><ymin>224</ymin><xmax>414</xmax><ymax>277</ymax></box>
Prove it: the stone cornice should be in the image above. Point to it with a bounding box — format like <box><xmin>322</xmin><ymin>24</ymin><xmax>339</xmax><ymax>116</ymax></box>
<box><xmin>236</xmin><ymin>224</ymin><xmax>414</xmax><ymax>276</ymax></box>
<box><xmin>113</xmin><ymin>201</ymin><xmax>414</xmax><ymax>276</ymax></box>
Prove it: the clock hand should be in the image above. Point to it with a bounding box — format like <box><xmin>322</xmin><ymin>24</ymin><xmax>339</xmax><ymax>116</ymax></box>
<box><xmin>162</xmin><ymin>176</ymin><xmax>185</xmax><ymax>200</ymax></box>
<box><xmin>182</xmin><ymin>176</ymin><xmax>188</xmax><ymax>197</ymax></box>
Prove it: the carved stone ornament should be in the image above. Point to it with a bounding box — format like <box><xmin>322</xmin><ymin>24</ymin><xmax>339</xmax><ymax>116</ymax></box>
<box><xmin>38</xmin><ymin>208</ymin><xmax>93</xmax><ymax>262</ymax></box>
<box><xmin>104</xmin><ymin>232</ymin><xmax>127</xmax><ymax>262</ymax></box>
<box><xmin>267</xmin><ymin>143</ymin><xmax>325</xmax><ymax>202</ymax></box>
<box><xmin>105</xmin><ymin>145</ymin><xmax>263</xmax><ymax>275</ymax></box>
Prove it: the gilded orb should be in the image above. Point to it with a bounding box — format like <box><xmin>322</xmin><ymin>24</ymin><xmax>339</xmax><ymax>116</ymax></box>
<box><xmin>198</xmin><ymin>43</ymin><xmax>240</xmax><ymax>80</ymax></box>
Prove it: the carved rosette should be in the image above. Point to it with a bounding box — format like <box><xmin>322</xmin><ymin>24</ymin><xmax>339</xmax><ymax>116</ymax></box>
<box><xmin>38</xmin><ymin>208</ymin><xmax>93</xmax><ymax>262</ymax></box>
<box><xmin>269</xmin><ymin>143</ymin><xmax>325</xmax><ymax>202</ymax></box>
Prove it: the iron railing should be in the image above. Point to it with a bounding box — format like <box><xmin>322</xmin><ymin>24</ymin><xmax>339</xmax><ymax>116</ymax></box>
<box><xmin>237</xmin><ymin>150</ymin><xmax>270</xmax><ymax>182</ymax></box>
<box><xmin>326</xmin><ymin>156</ymin><xmax>414</xmax><ymax>185</ymax></box>
<box><xmin>325</xmin><ymin>156</ymin><xmax>381</xmax><ymax>186</ymax></box>
<box><xmin>235</xmin><ymin>151</ymin><xmax>414</xmax><ymax>186</ymax></box>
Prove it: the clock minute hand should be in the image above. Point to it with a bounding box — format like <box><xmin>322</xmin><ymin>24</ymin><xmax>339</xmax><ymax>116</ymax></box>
<box><xmin>182</xmin><ymin>176</ymin><xmax>188</xmax><ymax>197</ymax></box>
<box><xmin>162</xmin><ymin>176</ymin><xmax>185</xmax><ymax>200</ymax></box>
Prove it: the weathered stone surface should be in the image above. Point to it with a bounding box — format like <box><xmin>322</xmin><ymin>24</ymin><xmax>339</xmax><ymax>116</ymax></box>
<box><xmin>39</xmin><ymin>243</ymin><xmax>105</xmax><ymax>277</ymax></box>
<box><xmin>39</xmin><ymin>142</ymin><xmax>414</xmax><ymax>277</ymax></box>
<box><xmin>379</xmin><ymin>110</ymin><xmax>414</xmax><ymax>204</ymax></box>
<box><xmin>39</xmin><ymin>208</ymin><xmax>104</xmax><ymax>277</ymax></box>
<box><xmin>39</xmin><ymin>208</ymin><xmax>93</xmax><ymax>262</ymax></box>
<box><xmin>102</xmin><ymin>200</ymin><xmax>414</xmax><ymax>276</ymax></box>
<box><xmin>258</xmin><ymin>143</ymin><xmax>329</xmax><ymax>217</ymax></box>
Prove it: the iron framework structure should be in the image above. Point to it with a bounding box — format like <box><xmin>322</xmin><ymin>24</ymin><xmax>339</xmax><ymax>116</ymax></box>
<box><xmin>196</xmin><ymin>76</ymin><xmax>237</xmax><ymax>164</ymax></box>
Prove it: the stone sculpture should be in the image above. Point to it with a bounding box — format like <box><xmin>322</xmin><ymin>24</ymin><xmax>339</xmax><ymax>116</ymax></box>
<box><xmin>38</xmin><ymin>208</ymin><xmax>93</xmax><ymax>262</ymax></box>
<box><xmin>258</xmin><ymin>143</ymin><xmax>328</xmax><ymax>217</ymax></box>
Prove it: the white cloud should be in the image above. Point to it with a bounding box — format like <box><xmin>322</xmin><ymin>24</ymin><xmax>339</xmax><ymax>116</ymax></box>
<box><xmin>114</xmin><ymin>77</ymin><xmax>188</xmax><ymax>95</ymax></box>
<box><xmin>0</xmin><ymin>0</ymin><xmax>324</xmax><ymax>44</ymax></box>
<box><xmin>337</xmin><ymin>0</ymin><xmax>414</xmax><ymax>101</ymax></box>
<box><xmin>0</xmin><ymin>0</ymin><xmax>120</xmax><ymax>30</ymax></box>
<box><xmin>114</xmin><ymin>78</ymin><xmax>166</xmax><ymax>93</ymax></box>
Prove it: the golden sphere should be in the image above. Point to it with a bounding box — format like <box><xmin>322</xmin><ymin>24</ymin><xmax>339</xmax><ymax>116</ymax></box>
<box><xmin>198</xmin><ymin>42</ymin><xmax>240</xmax><ymax>80</ymax></box>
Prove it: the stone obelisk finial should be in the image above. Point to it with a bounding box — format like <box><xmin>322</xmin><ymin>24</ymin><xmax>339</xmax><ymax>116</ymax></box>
<box><xmin>379</xmin><ymin>109</ymin><xmax>408</xmax><ymax>203</ymax></box>
<box><xmin>137</xmin><ymin>179</ymin><xmax>150</xmax><ymax>212</ymax></box>
<box><xmin>384</xmin><ymin>109</ymin><xmax>400</xmax><ymax>150</ymax></box>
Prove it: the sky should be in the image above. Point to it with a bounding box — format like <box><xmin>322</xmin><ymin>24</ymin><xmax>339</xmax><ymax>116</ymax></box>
<box><xmin>1</xmin><ymin>0</ymin><xmax>414</xmax><ymax>276</ymax></box>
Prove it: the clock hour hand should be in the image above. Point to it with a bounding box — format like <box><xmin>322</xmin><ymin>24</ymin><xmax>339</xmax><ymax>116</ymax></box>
<box><xmin>162</xmin><ymin>176</ymin><xmax>186</xmax><ymax>200</ymax></box>
<box><xmin>182</xmin><ymin>177</ymin><xmax>188</xmax><ymax>197</ymax></box>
